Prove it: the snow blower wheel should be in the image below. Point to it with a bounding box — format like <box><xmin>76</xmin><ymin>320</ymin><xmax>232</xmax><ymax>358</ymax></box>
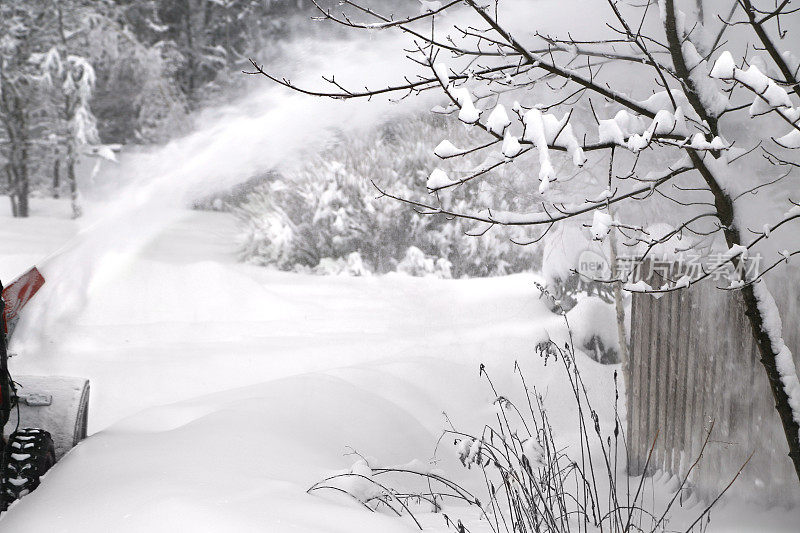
<box><xmin>1</xmin><ymin>429</ymin><xmax>56</xmax><ymax>508</ymax></box>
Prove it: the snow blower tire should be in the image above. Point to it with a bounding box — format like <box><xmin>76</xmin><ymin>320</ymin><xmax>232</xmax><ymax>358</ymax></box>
<box><xmin>1</xmin><ymin>428</ymin><xmax>56</xmax><ymax>509</ymax></box>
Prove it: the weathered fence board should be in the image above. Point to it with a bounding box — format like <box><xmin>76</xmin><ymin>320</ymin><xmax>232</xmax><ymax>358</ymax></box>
<box><xmin>626</xmin><ymin>265</ymin><xmax>800</xmax><ymax>504</ymax></box>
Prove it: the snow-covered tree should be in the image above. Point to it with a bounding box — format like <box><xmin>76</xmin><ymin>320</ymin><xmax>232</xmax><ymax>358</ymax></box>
<box><xmin>77</xmin><ymin>3</ymin><xmax>189</xmax><ymax>144</ymax></box>
<box><xmin>33</xmin><ymin>46</ymin><xmax>99</xmax><ymax>219</ymax></box>
<box><xmin>0</xmin><ymin>1</ymin><xmax>49</xmax><ymax>217</ymax></box>
<box><xmin>0</xmin><ymin>1</ymin><xmax>116</xmax><ymax>217</ymax></box>
<box><xmin>254</xmin><ymin>0</ymin><xmax>800</xmax><ymax>481</ymax></box>
<box><xmin>118</xmin><ymin>0</ymin><xmax>312</xmax><ymax>107</ymax></box>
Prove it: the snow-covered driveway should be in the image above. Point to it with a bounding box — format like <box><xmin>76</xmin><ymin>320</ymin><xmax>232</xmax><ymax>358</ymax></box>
<box><xmin>0</xmin><ymin>204</ymin><xmax>559</xmax><ymax>531</ymax></box>
<box><xmin>1</xmin><ymin>203</ymin><xmax>797</xmax><ymax>532</ymax></box>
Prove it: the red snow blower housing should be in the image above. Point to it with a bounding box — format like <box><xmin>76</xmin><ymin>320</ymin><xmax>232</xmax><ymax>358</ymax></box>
<box><xmin>0</xmin><ymin>268</ymin><xmax>90</xmax><ymax>511</ymax></box>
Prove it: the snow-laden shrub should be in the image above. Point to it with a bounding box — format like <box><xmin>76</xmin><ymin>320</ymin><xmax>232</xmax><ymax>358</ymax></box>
<box><xmin>541</xmin><ymin>224</ymin><xmax>614</xmax><ymax>311</ymax></box>
<box><xmin>566</xmin><ymin>296</ymin><xmax>620</xmax><ymax>364</ymax></box>
<box><xmin>236</xmin><ymin>115</ymin><xmax>541</xmax><ymax>277</ymax></box>
<box><xmin>396</xmin><ymin>246</ymin><xmax>452</xmax><ymax>279</ymax></box>
<box><xmin>313</xmin><ymin>252</ymin><xmax>370</xmax><ymax>277</ymax></box>
<box><xmin>547</xmin><ymin>272</ymin><xmax>615</xmax><ymax>313</ymax></box>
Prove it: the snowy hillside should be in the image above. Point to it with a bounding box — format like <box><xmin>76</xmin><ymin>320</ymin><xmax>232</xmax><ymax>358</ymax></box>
<box><xmin>0</xmin><ymin>199</ymin><xmax>795</xmax><ymax>532</ymax></box>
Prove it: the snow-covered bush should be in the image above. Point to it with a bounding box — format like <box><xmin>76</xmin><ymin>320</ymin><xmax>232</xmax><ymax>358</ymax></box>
<box><xmin>566</xmin><ymin>296</ymin><xmax>620</xmax><ymax>364</ymax></box>
<box><xmin>396</xmin><ymin>246</ymin><xmax>452</xmax><ymax>279</ymax></box>
<box><xmin>539</xmin><ymin>225</ymin><xmax>620</xmax><ymax>363</ymax></box>
<box><xmin>539</xmin><ymin>223</ymin><xmax>615</xmax><ymax>318</ymax></box>
<box><xmin>313</xmin><ymin>252</ymin><xmax>371</xmax><ymax>277</ymax></box>
<box><xmin>236</xmin><ymin>115</ymin><xmax>541</xmax><ymax>277</ymax></box>
<box><xmin>547</xmin><ymin>273</ymin><xmax>614</xmax><ymax>312</ymax></box>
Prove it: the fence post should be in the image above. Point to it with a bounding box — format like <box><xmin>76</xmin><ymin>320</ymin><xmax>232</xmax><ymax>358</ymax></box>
<box><xmin>655</xmin><ymin>274</ymin><xmax>674</xmax><ymax>471</ymax></box>
<box><xmin>627</xmin><ymin>258</ymin><xmax>652</xmax><ymax>475</ymax></box>
<box><xmin>665</xmin><ymin>273</ymin><xmax>683</xmax><ymax>477</ymax></box>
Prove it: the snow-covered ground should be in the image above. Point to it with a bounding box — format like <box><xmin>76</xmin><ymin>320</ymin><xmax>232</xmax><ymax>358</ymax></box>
<box><xmin>0</xmin><ymin>198</ymin><xmax>798</xmax><ymax>532</ymax></box>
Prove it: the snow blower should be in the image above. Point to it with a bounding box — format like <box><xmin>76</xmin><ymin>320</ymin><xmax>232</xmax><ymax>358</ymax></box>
<box><xmin>0</xmin><ymin>267</ymin><xmax>90</xmax><ymax>511</ymax></box>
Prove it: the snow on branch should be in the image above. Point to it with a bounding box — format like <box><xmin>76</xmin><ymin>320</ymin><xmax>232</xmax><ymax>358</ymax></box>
<box><xmin>710</xmin><ymin>50</ymin><xmax>800</xmax><ymax>145</ymax></box>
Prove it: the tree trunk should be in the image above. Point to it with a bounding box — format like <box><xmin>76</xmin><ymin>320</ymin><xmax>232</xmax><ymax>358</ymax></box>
<box><xmin>66</xmin><ymin>145</ymin><xmax>81</xmax><ymax>219</ymax></box>
<box><xmin>8</xmin><ymin>151</ymin><xmax>29</xmax><ymax>218</ymax></box>
<box><xmin>663</xmin><ymin>0</ymin><xmax>800</xmax><ymax>484</ymax></box>
<box><xmin>53</xmin><ymin>153</ymin><xmax>61</xmax><ymax>199</ymax></box>
<box><xmin>184</xmin><ymin>0</ymin><xmax>197</xmax><ymax>106</ymax></box>
<box><xmin>693</xmin><ymin>151</ymin><xmax>800</xmax><ymax>484</ymax></box>
<box><xmin>16</xmin><ymin>132</ymin><xmax>29</xmax><ymax>218</ymax></box>
<box><xmin>742</xmin><ymin>281</ymin><xmax>800</xmax><ymax>480</ymax></box>
<box><xmin>7</xmin><ymin>162</ymin><xmax>29</xmax><ymax>217</ymax></box>
<box><xmin>6</xmin><ymin>166</ymin><xmax>18</xmax><ymax>218</ymax></box>
<box><xmin>15</xmin><ymin>174</ymin><xmax>29</xmax><ymax>218</ymax></box>
<box><xmin>3</xmin><ymin>92</ymin><xmax>30</xmax><ymax>218</ymax></box>
<box><xmin>694</xmin><ymin>150</ymin><xmax>800</xmax><ymax>483</ymax></box>
<box><xmin>60</xmin><ymin>86</ymin><xmax>81</xmax><ymax>218</ymax></box>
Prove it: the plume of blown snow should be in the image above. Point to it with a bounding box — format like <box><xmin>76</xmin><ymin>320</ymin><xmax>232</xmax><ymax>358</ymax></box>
<box><xmin>12</xmin><ymin>32</ymin><xmax>438</xmax><ymax>350</ymax></box>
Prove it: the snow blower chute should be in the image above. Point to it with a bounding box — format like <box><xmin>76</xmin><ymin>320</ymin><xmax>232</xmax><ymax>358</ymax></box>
<box><xmin>0</xmin><ymin>267</ymin><xmax>90</xmax><ymax>510</ymax></box>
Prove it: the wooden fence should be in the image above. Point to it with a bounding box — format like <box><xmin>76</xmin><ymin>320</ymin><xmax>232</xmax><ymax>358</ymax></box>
<box><xmin>625</xmin><ymin>262</ymin><xmax>800</xmax><ymax>505</ymax></box>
